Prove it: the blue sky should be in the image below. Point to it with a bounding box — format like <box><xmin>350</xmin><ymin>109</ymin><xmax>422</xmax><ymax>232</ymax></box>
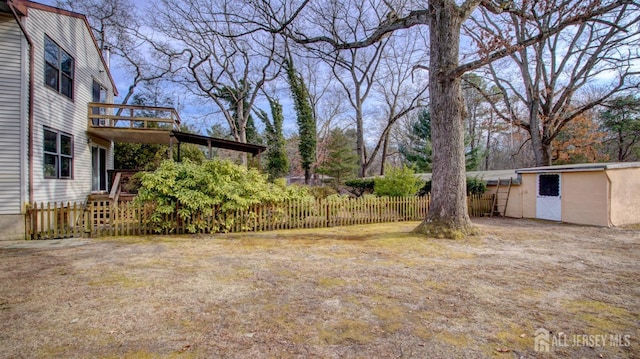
<box><xmin>36</xmin><ymin>0</ymin><xmax>279</xmax><ymax>136</ymax></box>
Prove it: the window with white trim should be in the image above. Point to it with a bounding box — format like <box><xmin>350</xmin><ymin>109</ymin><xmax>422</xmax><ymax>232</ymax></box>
<box><xmin>44</xmin><ymin>36</ymin><xmax>74</xmax><ymax>99</ymax></box>
<box><xmin>44</xmin><ymin>127</ymin><xmax>73</xmax><ymax>179</ymax></box>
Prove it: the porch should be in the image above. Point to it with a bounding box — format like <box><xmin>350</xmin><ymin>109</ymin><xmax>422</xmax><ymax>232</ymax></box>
<box><xmin>87</xmin><ymin>102</ymin><xmax>181</xmax><ymax>145</ymax></box>
<box><xmin>86</xmin><ymin>102</ymin><xmax>266</xmax><ymax>200</ymax></box>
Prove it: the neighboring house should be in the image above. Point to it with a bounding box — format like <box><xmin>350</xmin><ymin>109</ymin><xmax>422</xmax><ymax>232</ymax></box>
<box><xmin>0</xmin><ymin>0</ymin><xmax>117</xmax><ymax>239</ymax></box>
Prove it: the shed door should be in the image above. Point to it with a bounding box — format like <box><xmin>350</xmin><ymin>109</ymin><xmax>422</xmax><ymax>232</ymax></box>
<box><xmin>536</xmin><ymin>174</ymin><xmax>561</xmax><ymax>221</ymax></box>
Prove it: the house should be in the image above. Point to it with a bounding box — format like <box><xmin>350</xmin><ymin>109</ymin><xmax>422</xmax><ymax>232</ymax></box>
<box><xmin>0</xmin><ymin>0</ymin><xmax>266</xmax><ymax>240</ymax></box>
<box><xmin>504</xmin><ymin>162</ymin><xmax>640</xmax><ymax>227</ymax></box>
<box><xmin>0</xmin><ymin>0</ymin><xmax>117</xmax><ymax>239</ymax></box>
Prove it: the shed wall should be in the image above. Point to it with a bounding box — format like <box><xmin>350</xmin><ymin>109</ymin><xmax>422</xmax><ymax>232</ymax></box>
<box><xmin>484</xmin><ymin>183</ymin><xmax>524</xmax><ymax>218</ymax></box>
<box><xmin>560</xmin><ymin>171</ymin><xmax>609</xmax><ymax>227</ymax></box>
<box><xmin>519</xmin><ymin>173</ymin><xmax>537</xmax><ymax>219</ymax></box>
<box><xmin>607</xmin><ymin>167</ymin><xmax>640</xmax><ymax>226</ymax></box>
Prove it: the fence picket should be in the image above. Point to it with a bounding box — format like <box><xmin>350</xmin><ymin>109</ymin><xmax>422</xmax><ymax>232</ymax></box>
<box><xmin>25</xmin><ymin>193</ymin><xmax>493</xmax><ymax>239</ymax></box>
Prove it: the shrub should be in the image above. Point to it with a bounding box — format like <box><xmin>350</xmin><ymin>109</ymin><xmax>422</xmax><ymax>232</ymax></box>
<box><xmin>272</xmin><ymin>177</ymin><xmax>288</xmax><ymax>188</ymax></box>
<box><xmin>135</xmin><ymin>159</ymin><xmax>311</xmax><ymax>233</ymax></box>
<box><xmin>374</xmin><ymin>166</ymin><xmax>422</xmax><ymax>197</ymax></box>
<box><xmin>123</xmin><ymin>172</ymin><xmax>144</xmax><ymax>194</ymax></box>
<box><xmin>466</xmin><ymin>176</ymin><xmax>487</xmax><ymax>195</ymax></box>
<box><xmin>308</xmin><ymin>186</ymin><xmax>338</xmax><ymax>199</ymax></box>
<box><xmin>417</xmin><ymin>176</ymin><xmax>487</xmax><ymax>196</ymax></box>
<box><xmin>344</xmin><ymin>178</ymin><xmax>375</xmax><ymax>197</ymax></box>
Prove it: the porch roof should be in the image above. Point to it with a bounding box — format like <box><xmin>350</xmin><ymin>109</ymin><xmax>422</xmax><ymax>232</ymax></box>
<box><xmin>172</xmin><ymin>131</ymin><xmax>266</xmax><ymax>156</ymax></box>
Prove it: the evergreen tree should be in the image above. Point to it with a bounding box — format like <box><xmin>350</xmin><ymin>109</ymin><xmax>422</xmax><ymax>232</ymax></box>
<box><xmin>256</xmin><ymin>97</ymin><xmax>289</xmax><ymax>179</ymax></box>
<box><xmin>399</xmin><ymin>109</ymin><xmax>432</xmax><ymax>172</ymax></box>
<box><xmin>400</xmin><ymin>109</ymin><xmax>481</xmax><ymax>172</ymax></box>
<box><xmin>600</xmin><ymin>95</ymin><xmax>640</xmax><ymax>162</ymax></box>
<box><xmin>317</xmin><ymin>128</ymin><xmax>359</xmax><ymax>188</ymax></box>
<box><xmin>285</xmin><ymin>58</ymin><xmax>316</xmax><ymax>184</ymax></box>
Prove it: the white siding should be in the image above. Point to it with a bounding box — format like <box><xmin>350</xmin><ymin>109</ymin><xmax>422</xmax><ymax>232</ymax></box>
<box><xmin>0</xmin><ymin>14</ymin><xmax>24</xmax><ymax>215</ymax></box>
<box><xmin>26</xmin><ymin>8</ymin><xmax>114</xmax><ymax>204</ymax></box>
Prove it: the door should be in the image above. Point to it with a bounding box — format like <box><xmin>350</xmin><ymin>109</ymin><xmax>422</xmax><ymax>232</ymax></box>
<box><xmin>536</xmin><ymin>173</ymin><xmax>561</xmax><ymax>221</ymax></box>
<box><xmin>91</xmin><ymin>146</ymin><xmax>107</xmax><ymax>192</ymax></box>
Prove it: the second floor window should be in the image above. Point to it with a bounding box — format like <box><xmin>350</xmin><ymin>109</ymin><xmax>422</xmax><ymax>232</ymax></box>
<box><xmin>44</xmin><ymin>36</ymin><xmax>74</xmax><ymax>99</ymax></box>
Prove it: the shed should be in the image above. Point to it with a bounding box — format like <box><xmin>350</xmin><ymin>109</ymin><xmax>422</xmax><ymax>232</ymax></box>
<box><xmin>509</xmin><ymin>162</ymin><xmax>640</xmax><ymax>226</ymax></box>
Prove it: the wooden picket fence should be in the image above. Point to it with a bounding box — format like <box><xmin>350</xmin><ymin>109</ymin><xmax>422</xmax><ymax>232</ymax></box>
<box><xmin>25</xmin><ymin>202</ymin><xmax>89</xmax><ymax>240</ymax></box>
<box><xmin>25</xmin><ymin>194</ymin><xmax>494</xmax><ymax>239</ymax></box>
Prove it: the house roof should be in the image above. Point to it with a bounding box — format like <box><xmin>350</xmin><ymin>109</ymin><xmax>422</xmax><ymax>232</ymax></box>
<box><xmin>516</xmin><ymin>162</ymin><xmax>640</xmax><ymax>174</ymax></box>
<box><xmin>5</xmin><ymin>0</ymin><xmax>119</xmax><ymax>96</ymax></box>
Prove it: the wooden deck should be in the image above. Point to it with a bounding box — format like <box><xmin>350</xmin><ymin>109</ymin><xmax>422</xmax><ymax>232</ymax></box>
<box><xmin>87</xmin><ymin>103</ymin><xmax>181</xmax><ymax>144</ymax></box>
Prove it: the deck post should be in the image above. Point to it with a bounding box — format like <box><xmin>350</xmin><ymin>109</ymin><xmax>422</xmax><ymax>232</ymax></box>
<box><xmin>168</xmin><ymin>135</ymin><xmax>173</xmax><ymax>160</ymax></box>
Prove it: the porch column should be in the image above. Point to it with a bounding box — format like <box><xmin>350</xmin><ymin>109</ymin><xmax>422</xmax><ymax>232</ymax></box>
<box><xmin>168</xmin><ymin>135</ymin><xmax>173</xmax><ymax>160</ymax></box>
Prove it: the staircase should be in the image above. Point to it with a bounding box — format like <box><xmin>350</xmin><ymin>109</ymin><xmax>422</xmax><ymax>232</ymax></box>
<box><xmin>489</xmin><ymin>178</ymin><xmax>512</xmax><ymax>217</ymax></box>
<box><xmin>86</xmin><ymin>171</ymin><xmax>137</xmax><ymax>228</ymax></box>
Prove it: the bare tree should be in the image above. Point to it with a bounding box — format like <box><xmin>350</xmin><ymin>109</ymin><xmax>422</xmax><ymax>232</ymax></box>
<box><xmin>148</xmin><ymin>0</ymin><xmax>280</xmax><ymax>154</ymax></box>
<box><xmin>467</xmin><ymin>1</ymin><xmax>640</xmax><ymax>166</ymax></box>
<box><xmin>331</xmin><ymin>44</ymin><xmax>389</xmax><ymax>176</ymax></box>
<box><xmin>182</xmin><ymin>0</ymin><xmax>636</xmax><ymax>236</ymax></box>
<box><xmin>57</xmin><ymin>0</ymin><xmax>173</xmax><ymax>106</ymax></box>
<box><xmin>373</xmin><ymin>31</ymin><xmax>430</xmax><ymax>175</ymax></box>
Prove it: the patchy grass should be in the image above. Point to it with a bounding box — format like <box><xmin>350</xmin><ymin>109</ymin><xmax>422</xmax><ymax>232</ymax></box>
<box><xmin>0</xmin><ymin>218</ymin><xmax>639</xmax><ymax>358</ymax></box>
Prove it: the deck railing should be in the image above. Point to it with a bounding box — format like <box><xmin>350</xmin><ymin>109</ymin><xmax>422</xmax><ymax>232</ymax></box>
<box><xmin>25</xmin><ymin>194</ymin><xmax>495</xmax><ymax>239</ymax></box>
<box><xmin>87</xmin><ymin>103</ymin><xmax>181</xmax><ymax>131</ymax></box>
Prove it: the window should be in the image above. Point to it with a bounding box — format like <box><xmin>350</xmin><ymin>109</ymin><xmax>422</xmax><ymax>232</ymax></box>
<box><xmin>44</xmin><ymin>127</ymin><xmax>73</xmax><ymax>179</ymax></box>
<box><xmin>91</xmin><ymin>80</ymin><xmax>108</xmax><ymax>125</ymax></box>
<box><xmin>538</xmin><ymin>174</ymin><xmax>560</xmax><ymax>197</ymax></box>
<box><xmin>44</xmin><ymin>36</ymin><xmax>74</xmax><ymax>99</ymax></box>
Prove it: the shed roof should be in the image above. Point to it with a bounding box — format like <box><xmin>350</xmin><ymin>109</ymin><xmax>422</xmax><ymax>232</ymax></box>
<box><xmin>417</xmin><ymin>169</ymin><xmax>518</xmax><ymax>183</ymax></box>
<box><xmin>516</xmin><ymin>162</ymin><xmax>640</xmax><ymax>174</ymax></box>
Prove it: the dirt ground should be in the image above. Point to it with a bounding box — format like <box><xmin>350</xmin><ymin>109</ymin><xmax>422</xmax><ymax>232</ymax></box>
<box><xmin>0</xmin><ymin>218</ymin><xmax>638</xmax><ymax>358</ymax></box>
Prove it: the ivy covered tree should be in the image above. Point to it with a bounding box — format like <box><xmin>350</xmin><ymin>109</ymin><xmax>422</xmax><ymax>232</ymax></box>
<box><xmin>317</xmin><ymin>128</ymin><xmax>359</xmax><ymax>188</ymax></box>
<box><xmin>285</xmin><ymin>57</ymin><xmax>316</xmax><ymax>184</ymax></box>
<box><xmin>256</xmin><ymin>96</ymin><xmax>289</xmax><ymax>179</ymax></box>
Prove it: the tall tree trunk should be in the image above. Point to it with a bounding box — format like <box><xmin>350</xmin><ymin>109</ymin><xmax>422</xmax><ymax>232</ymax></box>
<box><xmin>484</xmin><ymin>111</ymin><xmax>493</xmax><ymax>170</ymax></box>
<box><xmin>414</xmin><ymin>0</ymin><xmax>473</xmax><ymax>238</ymax></box>
<box><xmin>379</xmin><ymin>131</ymin><xmax>390</xmax><ymax>175</ymax></box>
<box><xmin>356</xmin><ymin>107</ymin><xmax>366</xmax><ymax>177</ymax></box>
<box><xmin>528</xmin><ymin>103</ymin><xmax>552</xmax><ymax>166</ymax></box>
